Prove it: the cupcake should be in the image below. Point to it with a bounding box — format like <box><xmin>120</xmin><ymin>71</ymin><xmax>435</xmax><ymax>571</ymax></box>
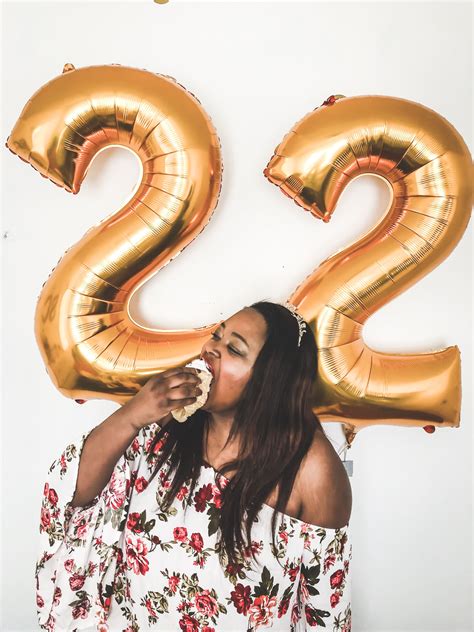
<box><xmin>171</xmin><ymin>358</ymin><xmax>213</xmax><ymax>422</ymax></box>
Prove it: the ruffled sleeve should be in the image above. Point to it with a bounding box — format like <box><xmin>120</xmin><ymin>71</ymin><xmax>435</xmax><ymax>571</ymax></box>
<box><xmin>35</xmin><ymin>420</ymin><xmax>164</xmax><ymax>631</ymax></box>
<box><xmin>293</xmin><ymin>523</ymin><xmax>352</xmax><ymax>631</ymax></box>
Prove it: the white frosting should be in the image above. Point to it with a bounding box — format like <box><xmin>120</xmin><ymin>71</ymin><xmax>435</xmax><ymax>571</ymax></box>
<box><xmin>184</xmin><ymin>358</ymin><xmax>210</xmax><ymax>373</ymax></box>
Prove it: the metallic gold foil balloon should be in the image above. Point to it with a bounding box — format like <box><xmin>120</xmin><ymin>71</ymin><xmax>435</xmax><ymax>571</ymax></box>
<box><xmin>6</xmin><ymin>73</ymin><xmax>472</xmax><ymax>444</ymax></box>
<box><xmin>264</xmin><ymin>94</ymin><xmax>473</xmax><ymax>444</ymax></box>
<box><xmin>6</xmin><ymin>63</ymin><xmax>223</xmax><ymax>404</ymax></box>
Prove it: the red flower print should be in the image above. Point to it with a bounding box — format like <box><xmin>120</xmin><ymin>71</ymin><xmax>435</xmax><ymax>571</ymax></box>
<box><xmin>190</xmin><ymin>532</ymin><xmax>204</xmax><ymax>552</ymax></box>
<box><xmin>168</xmin><ymin>574</ymin><xmax>180</xmax><ymax>593</ymax></box>
<box><xmin>64</xmin><ymin>559</ymin><xmax>74</xmax><ymax>572</ymax></box>
<box><xmin>101</xmin><ymin>595</ymin><xmax>111</xmax><ymax>613</ymax></box>
<box><xmin>243</xmin><ymin>540</ymin><xmax>262</xmax><ymax>559</ymax></box>
<box><xmin>324</xmin><ymin>553</ymin><xmax>336</xmax><ymax>572</ymax></box>
<box><xmin>248</xmin><ymin>594</ymin><xmax>278</xmax><ymax>627</ymax></box>
<box><xmin>330</xmin><ymin>568</ymin><xmax>344</xmax><ymax>589</ymax></box>
<box><xmin>173</xmin><ymin>526</ymin><xmax>188</xmax><ymax>542</ymax></box>
<box><xmin>305</xmin><ymin>604</ymin><xmax>321</xmax><ymax>626</ymax></box>
<box><xmin>202</xmin><ymin>627</ymin><xmax>215</xmax><ymax>632</ymax></box>
<box><xmin>147</xmin><ymin>436</ymin><xmax>165</xmax><ymax>455</ymax></box>
<box><xmin>105</xmin><ymin>469</ymin><xmax>127</xmax><ymax>511</ymax></box>
<box><xmin>342</xmin><ymin>621</ymin><xmax>351</xmax><ymax>632</ymax></box>
<box><xmin>278</xmin><ymin>597</ymin><xmax>290</xmax><ymax>616</ymax></box>
<box><xmin>280</xmin><ymin>530</ymin><xmax>289</xmax><ymax>544</ymax></box>
<box><xmin>134</xmin><ymin>476</ymin><xmax>148</xmax><ymax>493</ymax></box>
<box><xmin>288</xmin><ymin>566</ymin><xmax>299</xmax><ymax>583</ymax></box>
<box><xmin>36</xmin><ymin>593</ymin><xmax>44</xmax><ymax>608</ymax></box>
<box><xmin>152</xmin><ymin>535</ymin><xmax>161</xmax><ymax>545</ymax></box>
<box><xmin>69</xmin><ymin>572</ymin><xmax>86</xmax><ymax>591</ymax></box>
<box><xmin>126</xmin><ymin>534</ymin><xmax>149</xmax><ymax>575</ymax></box>
<box><xmin>130</xmin><ymin>437</ymin><xmax>140</xmax><ymax>453</ymax></box>
<box><xmin>145</xmin><ymin>597</ymin><xmax>158</xmax><ymax>618</ymax></box>
<box><xmin>40</xmin><ymin>507</ymin><xmax>51</xmax><ymax>531</ymax></box>
<box><xmin>226</xmin><ymin>561</ymin><xmax>244</xmax><ymax>576</ymax></box>
<box><xmin>48</xmin><ymin>488</ymin><xmax>58</xmax><ymax>506</ymax></box>
<box><xmin>76</xmin><ymin>517</ymin><xmax>89</xmax><ymax>540</ymax></box>
<box><xmin>72</xmin><ymin>598</ymin><xmax>91</xmax><ymax>620</ymax></box>
<box><xmin>194</xmin><ymin>483</ymin><xmax>214</xmax><ymax>512</ymax></box>
<box><xmin>127</xmin><ymin>512</ymin><xmax>143</xmax><ymax>533</ymax></box>
<box><xmin>291</xmin><ymin>602</ymin><xmax>300</xmax><ymax>625</ymax></box>
<box><xmin>194</xmin><ymin>589</ymin><xmax>218</xmax><ymax>616</ymax></box>
<box><xmin>299</xmin><ymin>573</ymin><xmax>309</xmax><ymax>601</ymax></box>
<box><xmin>43</xmin><ymin>483</ymin><xmax>49</xmax><ymax>496</ymax></box>
<box><xmin>211</xmin><ymin>485</ymin><xmax>223</xmax><ymax>508</ymax></box>
<box><xmin>53</xmin><ymin>586</ymin><xmax>61</xmax><ymax>606</ymax></box>
<box><xmin>179</xmin><ymin>613</ymin><xmax>200</xmax><ymax>632</ymax></box>
<box><xmin>230</xmin><ymin>583</ymin><xmax>252</xmax><ymax>615</ymax></box>
<box><xmin>177</xmin><ymin>485</ymin><xmax>189</xmax><ymax>501</ymax></box>
<box><xmin>330</xmin><ymin>592</ymin><xmax>341</xmax><ymax>608</ymax></box>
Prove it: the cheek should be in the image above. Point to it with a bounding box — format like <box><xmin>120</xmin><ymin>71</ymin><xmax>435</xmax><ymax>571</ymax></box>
<box><xmin>218</xmin><ymin>365</ymin><xmax>251</xmax><ymax>396</ymax></box>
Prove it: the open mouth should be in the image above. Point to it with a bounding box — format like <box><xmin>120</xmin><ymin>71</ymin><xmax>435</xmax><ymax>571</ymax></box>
<box><xmin>201</xmin><ymin>357</ymin><xmax>215</xmax><ymax>378</ymax></box>
<box><xmin>207</xmin><ymin>364</ymin><xmax>215</xmax><ymax>378</ymax></box>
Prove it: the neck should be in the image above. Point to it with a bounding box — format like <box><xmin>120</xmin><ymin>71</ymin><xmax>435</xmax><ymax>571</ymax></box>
<box><xmin>205</xmin><ymin>409</ymin><xmax>239</xmax><ymax>456</ymax></box>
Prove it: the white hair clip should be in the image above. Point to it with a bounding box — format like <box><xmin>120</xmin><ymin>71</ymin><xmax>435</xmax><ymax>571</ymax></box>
<box><xmin>283</xmin><ymin>302</ymin><xmax>307</xmax><ymax>347</ymax></box>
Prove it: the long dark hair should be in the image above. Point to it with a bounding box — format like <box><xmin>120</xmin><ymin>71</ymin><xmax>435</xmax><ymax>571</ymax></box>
<box><xmin>145</xmin><ymin>300</ymin><xmax>324</xmax><ymax>570</ymax></box>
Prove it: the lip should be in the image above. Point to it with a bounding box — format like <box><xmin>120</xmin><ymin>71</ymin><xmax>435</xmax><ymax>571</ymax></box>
<box><xmin>201</xmin><ymin>354</ymin><xmax>216</xmax><ymax>377</ymax></box>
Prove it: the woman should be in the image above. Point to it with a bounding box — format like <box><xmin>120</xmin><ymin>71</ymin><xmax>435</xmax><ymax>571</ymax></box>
<box><xmin>36</xmin><ymin>301</ymin><xmax>352</xmax><ymax>631</ymax></box>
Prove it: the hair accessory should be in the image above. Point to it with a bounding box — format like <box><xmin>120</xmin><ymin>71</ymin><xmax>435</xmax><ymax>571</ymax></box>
<box><xmin>283</xmin><ymin>301</ymin><xmax>307</xmax><ymax>347</ymax></box>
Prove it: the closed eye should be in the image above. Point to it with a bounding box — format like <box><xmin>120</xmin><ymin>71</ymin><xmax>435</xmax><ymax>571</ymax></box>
<box><xmin>211</xmin><ymin>333</ymin><xmax>241</xmax><ymax>355</ymax></box>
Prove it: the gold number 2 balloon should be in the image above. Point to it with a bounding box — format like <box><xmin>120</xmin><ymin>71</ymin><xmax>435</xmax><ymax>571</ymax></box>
<box><xmin>264</xmin><ymin>94</ymin><xmax>472</xmax><ymax>444</ymax></box>
<box><xmin>5</xmin><ymin>65</ymin><xmax>472</xmax><ymax>445</ymax></box>
<box><xmin>6</xmin><ymin>63</ymin><xmax>222</xmax><ymax>404</ymax></box>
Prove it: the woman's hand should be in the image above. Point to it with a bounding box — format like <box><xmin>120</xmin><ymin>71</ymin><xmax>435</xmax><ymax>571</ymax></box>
<box><xmin>120</xmin><ymin>367</ymin><xmax>203</xmax><ymax>431</ymax></box>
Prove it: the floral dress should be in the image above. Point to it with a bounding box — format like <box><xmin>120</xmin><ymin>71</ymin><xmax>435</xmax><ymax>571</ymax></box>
<box><xmin>36</xmin><ymin>421</ymin><xmax>352</xmax><ymax>631</ymax></box>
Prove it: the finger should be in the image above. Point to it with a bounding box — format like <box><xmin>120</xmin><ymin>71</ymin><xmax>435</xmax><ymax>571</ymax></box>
<box><xmin>169</xmin><ymin>383</ymin><xmax>202</xmax><ymax>399</ymax></box>
<box><xmin>165</xmin><ymin>372</ymin><xmax>202</xmax><ymax>389</ymax></box>
<box><xmin>162</xmin><ymin>367</ymin><xmax>199</xmax><ymax>378</ymax></box>
<box><xmin>168</xmin><ymin>395</ymin><xmax>200</xmax><ymax>408</ymax></box>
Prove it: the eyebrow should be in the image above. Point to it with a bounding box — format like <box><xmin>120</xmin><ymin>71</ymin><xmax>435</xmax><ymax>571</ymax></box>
<box><xmin>216</xmin><ymin>322</ymin><xmax>250</xmax><ymax>349</ymax></box>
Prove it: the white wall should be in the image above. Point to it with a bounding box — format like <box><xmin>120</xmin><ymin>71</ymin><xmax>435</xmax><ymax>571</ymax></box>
<box><xmin>1</xmin><ymin>1</ymin><xmax>472</xmax><ymax>631</ymax></box>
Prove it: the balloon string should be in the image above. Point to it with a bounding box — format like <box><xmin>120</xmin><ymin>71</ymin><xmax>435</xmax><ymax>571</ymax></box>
<box><xmin>337</xmin><ymin>440</ymin><xmax>349</xmax><ymax>460</ymax></box>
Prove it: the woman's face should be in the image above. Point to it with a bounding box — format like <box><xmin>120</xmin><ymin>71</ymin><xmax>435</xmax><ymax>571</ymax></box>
<box><xmin>200</xmin><ymin>307</ymin><xmax>268</xmax><ymax>415</ymax></box>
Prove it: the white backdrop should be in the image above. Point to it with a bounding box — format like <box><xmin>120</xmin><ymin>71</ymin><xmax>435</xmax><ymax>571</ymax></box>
<box><xmin>1</xmin><ymin>1</ymin><xmax>472</xmax><ymax>631</ymax></box>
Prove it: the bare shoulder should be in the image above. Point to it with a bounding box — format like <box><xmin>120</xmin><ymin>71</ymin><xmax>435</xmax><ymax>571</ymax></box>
<box><xmin>296</xmin><ymin>428</ymin><xmax>352</xmax><ymax>529</ymax></box>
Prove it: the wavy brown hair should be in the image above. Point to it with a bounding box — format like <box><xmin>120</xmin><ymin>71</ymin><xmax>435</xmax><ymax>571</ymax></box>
<box><xmin>145</xmin><ymin>300</ymin><xmax>324</xmax><ymax>570</ymax></box>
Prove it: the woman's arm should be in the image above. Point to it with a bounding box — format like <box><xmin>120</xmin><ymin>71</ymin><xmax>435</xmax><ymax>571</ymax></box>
<box><xmin>70</xmin><ymin>365</ymin><xmax>200</xmax><ymax>508</ymax></box>
<box><xmin>297</xmin><ymin>431</ymin><xmax>352</xmax><ymax>528</ymax></box>
<box><xmin>69</xmin><ymin>407</ymin><xmax>137</xmax><ymax>508</ymax></box>
<box><xmin>70</xmin><ymin>408</ymin><xmax>173</xmax><ymax>508</ymax></box>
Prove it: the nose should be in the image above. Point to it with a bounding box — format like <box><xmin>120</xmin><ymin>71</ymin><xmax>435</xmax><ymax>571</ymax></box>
<box><xmin>202</xmin><ymin>343</ymin><xmax>218</xmax><ymax>358</ymax></box>
<box><xmin>201</xmin><ymin>337</ymin><xmax>220</xmax><ymax>360</ymax></box>
<box><xmin>202</xmin><ymin>337</ymin><xmax>223</xmax><ymax>358</ymax></box>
